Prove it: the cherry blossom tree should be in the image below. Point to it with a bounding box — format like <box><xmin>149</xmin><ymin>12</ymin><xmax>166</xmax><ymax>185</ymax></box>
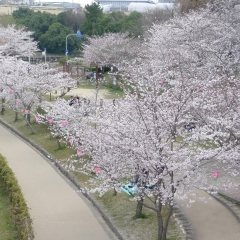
<box><xmin>0</xmin><ymin>25</ymin><xmax>38</xmax><ymax>58</ymax></box>
<box><xmin>82</xmin><ymin>32</ymin><xmax>143</xmax><ymax>109</ymax></box>
<box><xmin>82</xmin><ymin>32</ymin><xmax>142</xmax><ymax>68</ymax></box>
<box><xmin>29</xmin><ymin>1</ymin><xmax>240</xmax><ymax>239</ymax></box>
<box><xmin>0</xmin><ymin>25</ymin><xmax>39</xmax><ymax>116</ymax></box>
<box><xmin>35</xmin><ymin>97</ymin><xmax>93</xmax><ymax>149</ymax></box>
<box><xmin>73</xmin><ymin>1</ymin><xmax>240</xmax><ymax>239</ymax></box>
<box><xmin>0</xmin><ymin>57</ymin><xmax>77</xmax><ymax>133</ymax></box>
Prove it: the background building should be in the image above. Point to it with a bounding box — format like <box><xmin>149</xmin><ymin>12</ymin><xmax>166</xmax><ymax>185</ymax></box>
<box><xmin>128</xmin><ymin>1</ymin><xmax>174</xmax><ymax>12</ymax></box>
<box><xmin>158</xmin><ymin>0</ymin><xmax>175</xmax><ymax>2</ymax></box>
<box><xmin>96</xmin><ymin>0</ymin><xmax>155</xmax><ymax>11</ymax></box>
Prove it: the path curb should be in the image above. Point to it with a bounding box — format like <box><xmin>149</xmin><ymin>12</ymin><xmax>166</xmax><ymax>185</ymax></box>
<box><xmin>210</xmin><ymin>192</ymin><xmax>240</xmax><ymax>223</ymax></box>
<box><xmin>173</xmin><ymin>202</ymin><xmax>195</xmax><ymax>240</ymax></box>
<box><xmin>218</xmin><ymin>190</ymin><xmax>240</xmax><ymax>205</ymax></box>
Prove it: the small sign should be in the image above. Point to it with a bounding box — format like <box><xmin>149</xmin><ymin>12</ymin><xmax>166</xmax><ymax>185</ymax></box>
<box><xmin>94</xmin><ymin>167</ymin><xmax>101</xmax><ymax>173</ymax></box>
<box><xmin>77</xmin><ymin>150</ymin><xmax>82</xmax><ymax>157</ymax></box>
<box><xmin>76</xmin><ymin>30</ymin><xmax>82</xmax><ymax>38</ymax></box>
<box><xmin>48</xmin><ymin>118</ymin><xmax>53</xmax><ymax>124</ymax></box>
<box><xmin>212</xmin><ymin>171</ymin><xmax>220</xmax><ymax>179</ymax></box>
<box><xmin>62</xmin><ymin>120</ymin><xmax>68</xmax><ymax>127</ymax></box>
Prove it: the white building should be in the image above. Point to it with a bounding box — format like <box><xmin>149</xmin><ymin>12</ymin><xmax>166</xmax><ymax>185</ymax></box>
<box><xmin>158</xmin><ymin>0</ymin><xmax>175</xmax><ymax>2</ymax></box>
<box><xmin>128</xmin><ymin>2</ymin><xmax>174</xmax><ymax>12</ymax></box>
<box><xmin>96</xmin><ymin>0</ymin><xmax>155</xmax><ymax>11</ymax></box>
<box><xmin>128</xmin><ymin>2</ymin><xmax>155</xmax><ymax>12</ymax></box>
<box><xmin>100</xmin><ymin>4</ymin><xmax>111</xmax><ymax>12</ymax></box>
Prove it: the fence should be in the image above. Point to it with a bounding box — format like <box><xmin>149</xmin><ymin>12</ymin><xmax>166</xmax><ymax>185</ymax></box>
<box><xmin>62</xmin><ymin>62</ymin><xmax>85</xmax><ymax>77</ymax></box>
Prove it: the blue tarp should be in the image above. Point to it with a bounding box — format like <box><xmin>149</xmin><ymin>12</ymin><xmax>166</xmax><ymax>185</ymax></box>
<box><xmin>120</xmin><ymin>183</ymin><xmax>156</xmax><ymax>195</ymax></box>
<box><xmin>120</xmin><ymin>183</ymin><xmax>139</xmax><ymax>195</ymax></box>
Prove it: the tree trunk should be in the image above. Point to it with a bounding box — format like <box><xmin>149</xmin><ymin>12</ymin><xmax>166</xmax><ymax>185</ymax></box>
<box><xmin>14</xmin><ymin>111</ymin><xmax>18</xmax><ymax>121</ymax></box>
<box><xmin>162</xmin><ymin>204</ymin><xmax>173</xmax><ymax>240</ymax></box>
<box><xmin>157</xmin><ymin>202</ymin><xmax>164</xmax><ymax>240</ymax></box>
<box><xmin>56</xmin><ymin>138</ymin><xmax>61</xmax><ymax>149</ymax></box>
<box><xmin>135</xmin><ymin>198</ymin><xmax>144</xmax><ymax>218</ymax></box>
<box><xmin>26</xmin><ymin>114</ymin><xmax>31</xmax><ymax>123</ymax></box>
<box><xmin>1</xmin><ymin>98</ymin><xmax>5</xmax><ymax>115</ymax></box>
<box><xmin>113</xmin><ymin>188</ymin><xmax>117</xmax><ymax>196</ymax></box>
<box><xmin>24</xmin><ymin>118</ymin><xmax>35</xmax><ymax>134</ymax></box>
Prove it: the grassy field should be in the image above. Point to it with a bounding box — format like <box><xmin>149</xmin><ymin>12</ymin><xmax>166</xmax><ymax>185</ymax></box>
<box><xmin>0</xmin><ymin>5</ymin><xmax>64</xmax><ymax>15</ymax></box>
<box><xmin>0</xmin><ymin>99</ymin><xmax>185</xmax><ymax>240</ymax></box>
<box><xmin>0</xmin><ymin>15</ymin><xmax>15</xmax><ymax>26</ymax></box>
<box><xmin>0</xmin><ymin>182</ymin><xmax>18</xmax><ymax>240</ymax></box>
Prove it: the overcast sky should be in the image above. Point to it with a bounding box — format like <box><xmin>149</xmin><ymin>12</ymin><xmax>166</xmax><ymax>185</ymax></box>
<box><xmin>79</xmin><ymin>0</ymin><xmax>94</xmax><ymax>7</ymax></box>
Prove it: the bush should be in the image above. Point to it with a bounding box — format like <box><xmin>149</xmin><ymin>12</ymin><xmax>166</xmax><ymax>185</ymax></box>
<box><xmin>0</xmin><ymin>154</ymin><xmax>34</xmax><ymax>240</ymax></box>
<box><xmin>103</xmin><ymin>79</ymin><xmax>123</xmax><ymax>92</ymax></box>
<box><xmin>58</xmin><ymin>56</ymin><xmax>66</xmax><ymax>64</ymax></box>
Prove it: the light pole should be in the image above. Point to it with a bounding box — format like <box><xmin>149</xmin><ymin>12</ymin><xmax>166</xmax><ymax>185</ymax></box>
<box><xmin>28</xmin><ymin>37</ymin><xmax>31</xmax><ymax>65</ymax></box>
<box><xmin>44</xmin><ymin>48</ymin><xmax>46</xmax><ymax>63</ymax></box>
<box><xmin>65</xmin><ymin>30</ymin><xmax>82</xmax><ymax>63</ymax></box>
<box><xmin>42</xmin><ymin>48</ymin><xmax>46</xmax><ymax>64</ymax></box>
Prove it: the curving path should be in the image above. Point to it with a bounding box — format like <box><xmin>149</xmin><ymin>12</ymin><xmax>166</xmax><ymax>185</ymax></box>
<box><xmin>177</xmin><ymin>189</ymin><xmax>240</xmax><ymax>240</ymax></box>
<box><xmin>0</xmin><ymin>123</ymin><xmax>118</xmax><ymax>240</ymax></box>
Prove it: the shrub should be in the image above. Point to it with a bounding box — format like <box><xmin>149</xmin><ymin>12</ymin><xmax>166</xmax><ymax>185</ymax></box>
<box><xmin>0</xmin><ymin>154</ymin><xmax>34</xmax><ymax>240</ymax></box>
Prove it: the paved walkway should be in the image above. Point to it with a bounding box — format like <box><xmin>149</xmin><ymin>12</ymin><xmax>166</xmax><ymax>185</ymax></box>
<box><xmin>177</xmin><ymin>161</ymin><xmax>240</xmax><ymax>240</ymax></box>
<box><xmin>0</xmin><ymin>124</ymin><xmax>118</xmax><ymax>240</ymax></box>
<box><xmin>177</xmin><ymin>189</ymin><xmax>240</xmax><ymax>240</ymax></box>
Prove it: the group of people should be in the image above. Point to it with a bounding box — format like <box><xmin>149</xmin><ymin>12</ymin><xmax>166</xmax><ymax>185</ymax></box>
<box><xmin>69</xmin><ymin>96</ymin><xmax>80</xmax><ymax>106</ymax></box>
<box><xmin>69</xmin><ymin>96</ymin><xmax>91</xmax><ymax>106</ymax></box>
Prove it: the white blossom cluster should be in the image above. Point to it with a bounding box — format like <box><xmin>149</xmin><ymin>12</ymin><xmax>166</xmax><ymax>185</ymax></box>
<box><xmin>34</xmin><ymin>1</ymin><xmax>240</xmax><ymax>205</ymax></box>
<box><xmin>0</xmin><ymin>25</ymin><xmax>77</xmax><ymax>130</ymax></box>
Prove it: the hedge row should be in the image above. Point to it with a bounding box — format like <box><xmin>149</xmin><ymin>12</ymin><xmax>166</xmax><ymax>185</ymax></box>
<box><xmin>0</xmin><ymin>154</ymin><xmax>34</xmax><ymax>240</ymax></box>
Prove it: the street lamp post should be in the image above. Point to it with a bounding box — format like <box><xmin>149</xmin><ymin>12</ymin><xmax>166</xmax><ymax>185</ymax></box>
<box><xmin>42</xmin><ymin>48</ymin><xmax>46</xmax><ymax>64</ymax></box>
<box><xmin>28</xmin><ymin>37</ymin><xmax>31</xmax><ymax>65</ymax></box>
<box><xmin>44</xmin><ymin>48</ymin><xmax>46</xmax><ymax>63</ymax></box>
<box><xmin>65</xmin><ymin>30</ymin><xmax>82</xmax><ymax>64</ymax></box>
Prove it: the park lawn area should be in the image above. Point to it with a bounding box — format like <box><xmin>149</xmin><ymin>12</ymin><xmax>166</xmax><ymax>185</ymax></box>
<box><xmin>78</xmin><ymin>79</ymin><xmax>125</xmax><ymax>99</ymax></box>
<box><xmin>78</xmin><ymin>80</ymin><xmax>97</xmax><ymax>89</ymax></box>
<box><xmin>0</xmin><ymin>107</ymin><xmax>185</xmax><ymax>240</ymax></box>
<box><xmin>0</xmin><ymin>15</ymin><xmax>15</xmax><ymax>26</ymax></box>
<box><xmin>95</xmin><ymin>190</ymin><xmax>184</xmax><ymax>240</ymax></box>
<box><xmin>0</xmin><ymin>182</ymin><xmax>18</xmax><ymax>240</ymax></box>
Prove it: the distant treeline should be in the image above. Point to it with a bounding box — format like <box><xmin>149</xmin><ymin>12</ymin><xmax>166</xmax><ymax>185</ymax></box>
<box><xmin>11</xmin><ymin>3</ymin><xmax>143</xmax><ymax>54</ymax></box>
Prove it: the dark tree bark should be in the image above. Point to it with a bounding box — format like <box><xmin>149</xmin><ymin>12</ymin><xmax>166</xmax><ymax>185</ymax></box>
<box><xmin>1</xmin><ymin>98</ymin><xmax>5</xmax><ymax>115</ymax></box>
<box><xmin>135</xmin><ymin>198</ymin><xmax>144</xmax><ymax>218</ymax></box>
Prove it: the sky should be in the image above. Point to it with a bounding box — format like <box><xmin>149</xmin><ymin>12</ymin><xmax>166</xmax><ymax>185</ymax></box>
<box><xmin>79</xmin><ymin>0</ymin><xmax>94</xmax><ymax>7</ymax></box>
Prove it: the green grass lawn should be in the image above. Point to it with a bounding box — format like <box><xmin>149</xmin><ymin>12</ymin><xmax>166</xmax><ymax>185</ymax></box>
<box><xmin>78</xmin><ymin>79</ymin><xmax>125</xmax><ymax>99</ymax></box>
<box><xmin>0</xmin><ymin>15</ymin><xmax>15</xmax><ymax>26</ymax></box>
<box><xmin>0</xmin><ymin>183</ymin><xmax>18</xmax><ymax>240</ymax></box>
